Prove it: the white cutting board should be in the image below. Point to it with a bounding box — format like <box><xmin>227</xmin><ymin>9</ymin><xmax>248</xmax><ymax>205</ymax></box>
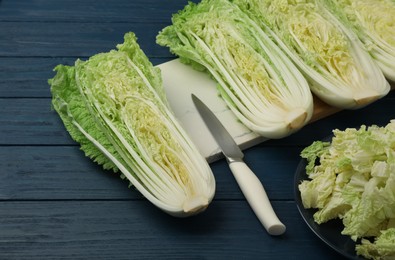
<box><xmin>157</xmin><ymin>59</ymin><xmax>265</xmax><ymax>163</ymax></box>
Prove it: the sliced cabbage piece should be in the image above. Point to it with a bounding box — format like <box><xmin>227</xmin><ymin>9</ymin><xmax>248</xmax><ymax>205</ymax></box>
<box><xmin>356</xmin><ymin>228</ymin><xmax>395</xmax><ymax>260</ymax></box>
<box><xmin>299</xmin><ymin>120</ymin><xmax>395</xmax><ymax>258</ymax></box>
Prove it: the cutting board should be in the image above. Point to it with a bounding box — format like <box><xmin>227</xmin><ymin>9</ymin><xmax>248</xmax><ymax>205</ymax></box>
<box><xmin>157</xmin><ymin>59</ymin><xmax>341</xmax><ymax>163</ymax></box>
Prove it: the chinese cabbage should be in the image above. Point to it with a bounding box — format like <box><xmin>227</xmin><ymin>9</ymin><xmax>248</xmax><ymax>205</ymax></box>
<box><xmin>233</xmin><ymin>0</ymin><xmax>391</xmax><ymax>109</ymax></box>
<box><xmin>324</xmin><ymin>0</ymin><xmax>395</xmax><ymax>82</ymax></box>
<box><xmin>157</xmin><ymin>0</ymin><xmax>314</xmax><ymax>139</ymax></box>
<box><xmin>49</xmin><ymin>32</ymin><xmax>216</xmax><ymax>217</ymax></box>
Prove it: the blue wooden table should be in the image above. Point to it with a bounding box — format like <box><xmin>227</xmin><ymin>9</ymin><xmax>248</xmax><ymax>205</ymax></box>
<box><xmin>1</xmin><ymin>1</ymin><xmax>394</xmax><ymax>259</ymax></box>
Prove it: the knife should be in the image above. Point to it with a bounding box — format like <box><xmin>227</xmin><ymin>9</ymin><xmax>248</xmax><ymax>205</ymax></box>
<box><xmin>192</xmin><ymin>94</ymin><xmax>286</xmax><ymax>236</ymax></box>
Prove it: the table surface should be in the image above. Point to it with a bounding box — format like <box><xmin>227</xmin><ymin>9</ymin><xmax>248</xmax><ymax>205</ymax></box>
<box><xmin>1</xmin><ymin>1</ymin><xmax>394</xmax><ymax>259</ymax></box>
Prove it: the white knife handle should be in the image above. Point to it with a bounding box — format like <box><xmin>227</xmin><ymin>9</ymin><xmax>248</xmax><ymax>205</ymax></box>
<box><xmin>229</xmin><ymin>160</ymin><xmax>286</xmax><ymax>235</ymax></box>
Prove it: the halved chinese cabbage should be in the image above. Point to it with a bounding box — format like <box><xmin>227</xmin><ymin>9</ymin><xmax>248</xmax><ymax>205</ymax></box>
<box><xmin>233</xmin><ymin>0</ymin><xmax>391</xmax><ymax>109</ymax></box>
<box><xmin>157</xmin><ymin>0</ymin><xmax>313</xmax><ymax>139</ymax></box>
<box><xmin>324</xmin><ymin>0</ymin><xmax>395</xmax><ymax>81</ymax></box>
<box><xmin>49</xmin><ymin>32</ymin><xmax>215</xmax><ymax>217</ymax></box>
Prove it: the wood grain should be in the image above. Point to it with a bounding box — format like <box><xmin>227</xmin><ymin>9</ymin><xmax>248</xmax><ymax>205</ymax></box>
<box><xmin>0</xmin><ymin>0</ymin><xmax>393</xmax><ymax>259</ymax></box>
<box><xmin>0</xmin><ymin>145</ymin><xmax>302</xmax><ymax>201</ymax></box>
<box><xmin>0</xmin><ymin>0</ymin><xmax>196</xmax><ymax>23</ymax></box>
<box><xmin>0</xmin><ymin>22</ymin><xmax>171</xmax><ymax>58</ymax></box>
<box><xmin>0</xmin><ymin>201</ymin><xmax>342</xmax><ymax>260</ymax></box>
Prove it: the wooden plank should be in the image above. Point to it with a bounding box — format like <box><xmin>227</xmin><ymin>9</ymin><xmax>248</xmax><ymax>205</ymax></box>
<box><xmin>0</xmin><ymin>57</ymin><xmax>169</xmax><ymax>98</ymax></box>
<box><xmin>0</xmin><ymin>22</ymin><xmax>173</xmax><ymax>58</ymax></box>
<box><xmin>0</xmin><ymin>98</ymin><xmax>74</xmax><ymax>145</ymax></box>
<box><xmin>0</xmin><ymin>58</ymin><xmax>71</xmax><ymax>98</ymax></box>
<box><xmin>0</xmin><ymin>200</ymin><xmax>344</xmax><ymax>260</ymax></box>
<box><xmin>0</xmin><ymin>145</ymin><xmax>301</xmax><ymax>201</ymax></box>
<box><xmin>0</xmin><ymin>146</ymin><xmax>139</xmax><ymax>200</ymax></box>
<box><xmin>0</xmin><ymin>0</ymin><xmax>192</xmax><ymax>23</ymax></box>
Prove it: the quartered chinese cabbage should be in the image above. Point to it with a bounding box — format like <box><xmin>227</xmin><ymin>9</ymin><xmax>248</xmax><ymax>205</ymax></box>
<box><xmin>49</xmin><ymin>32</ymin><xmax>215</xmax><ymax>217</ymax></box>
<box><xmin>157</xmin><ymin>0</ymin><xmax>314</xmax><ymax>139</ymax></box>
<box><xmin>233</xmin><ymin>0</ymin><xmax>391</xmax><ymax>109</ymax></box>
<box><xmin>323</xmin><ymin>0</ymin><xmax>395</xmax><ymax>82</ymax></box>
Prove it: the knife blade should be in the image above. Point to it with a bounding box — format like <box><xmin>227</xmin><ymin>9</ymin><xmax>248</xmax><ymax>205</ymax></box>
<box><xmin>192</xmin><ymin>94</ymin><xmax>286</xmax><ymax>236</ymax></box>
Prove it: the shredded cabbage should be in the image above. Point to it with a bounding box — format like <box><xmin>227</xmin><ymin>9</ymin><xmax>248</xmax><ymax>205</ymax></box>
<box><xmin>157</xmin><ymin>0</ymin><xmax>313</xmax><ymax>139</ymax></box>
<box><xmin>356</xmin><ymin>228</ymin><xmax>395</xmax><ymax>260</ymax></box>
<box><xmin>324</xmin><ymin>0</ymin><xmax>395</xmax><ymax>82</ymax></box>
<box><xmin>49</xmin><ymin>32</ymin><xmax>215</xmax><ymax>217</ymax></box>
<box><xmin>233</xmin><ymin>0</ymin><xmax>391</xmax><ymax>109</ymax></box>
<box><xmin>299</xmin><ymin>120</ymin><xmax>395</xmax><ymax>259</ymax></box>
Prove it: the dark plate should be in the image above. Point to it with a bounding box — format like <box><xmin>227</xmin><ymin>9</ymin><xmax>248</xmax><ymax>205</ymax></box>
<box><xmin>294</xmin><ymin>136</ymin><xmax>365</xmax><ymax>260</ymax></box>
